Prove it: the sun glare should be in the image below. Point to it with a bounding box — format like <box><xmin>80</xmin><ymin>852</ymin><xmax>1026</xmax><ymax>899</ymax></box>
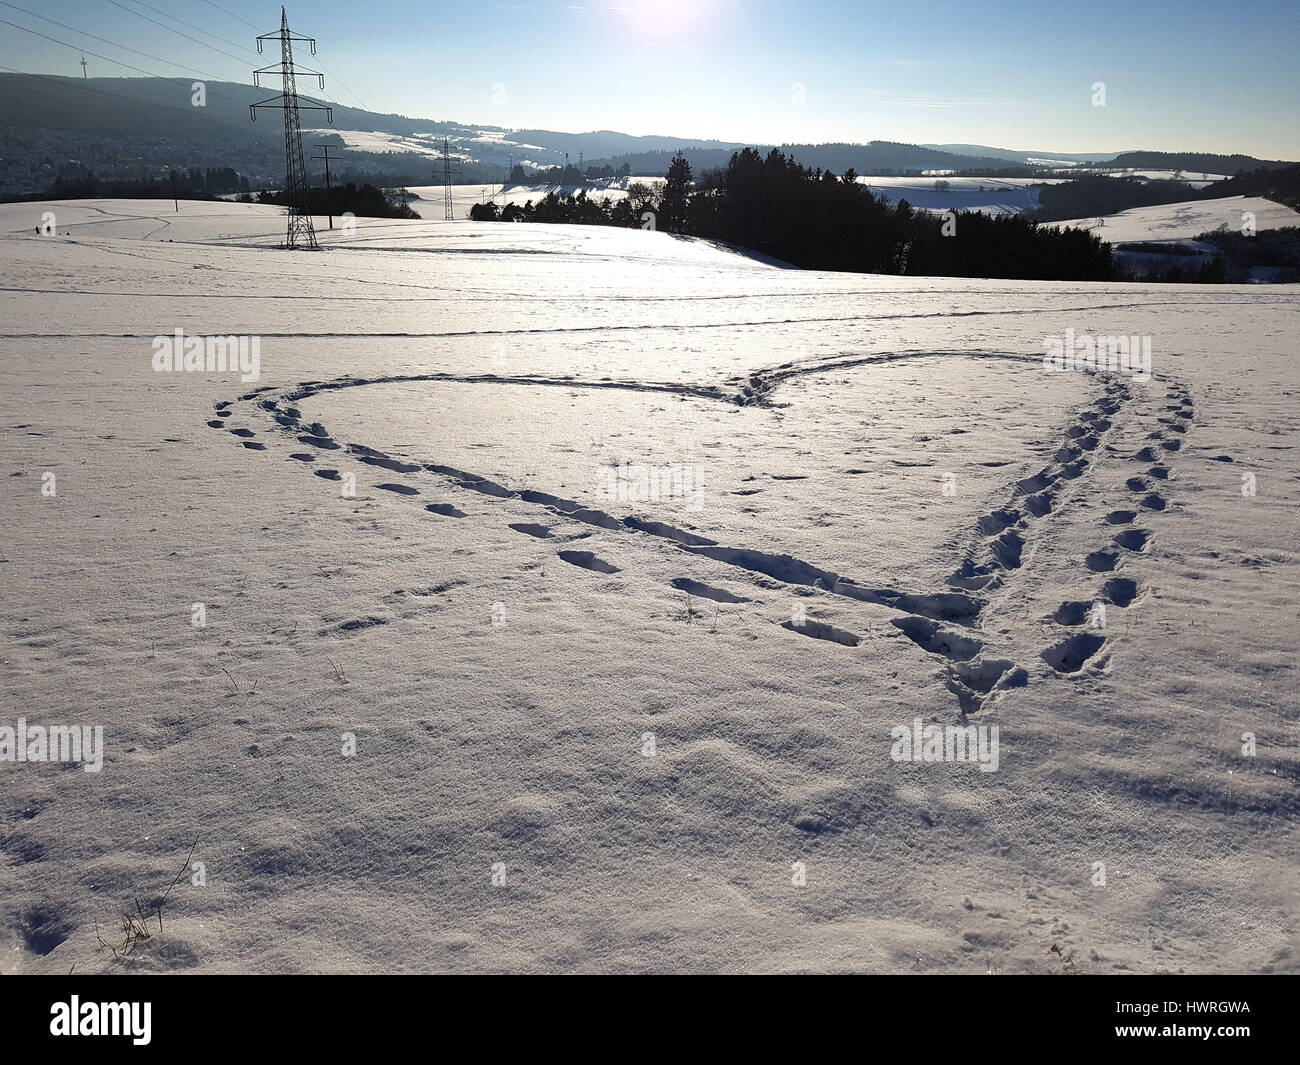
<box><xmin>624</xmin><ymin>0</ymin><xmax>715</xmax><ymax>39</ymax></box>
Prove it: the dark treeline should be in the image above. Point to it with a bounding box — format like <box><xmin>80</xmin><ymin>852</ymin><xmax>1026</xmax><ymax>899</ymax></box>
<box><xmin>1031</xmin><ymin>176</ymin><xmax>1201</xmax><ymax>222</ymax></box>
<box><xmin>31</xmin><ymin>166</ymin><xmax>249</xmax><ymax>200</ymax></box>
<box><xmin>950</xmin><ymin>167</ymin><xmax>1046</xmax><ymax>178</ymax></box>
<box><xmin>584</xmin><ymin>140</ymin><xmax>1015</xmax><ymax>179</ymax></box>
<box><xmin>3</xmin><ymin>160</ymin><xmax>503</xmax><ymax>206</ymax></box>
<box><xmin>1115</xmin><ymin>253</ymin><xmax>1226</xmax><ymax>284</ymax></box>
<box><xmin>1209</xmin><ymin>163</ymin><xmax>1300</xmax><ymax>210</ymax></box>
<box><xmin>254</xmin><ymin>183</ymin><xmax>420</xmax><ymax>219</ymax></box>
<box><xmin>8</xmin><ymin>169</ymin><xmax>418</xmax><ymax>220</ymax></box>
<box><xmin>473</xmin><ymin>148</ymin><xmax>1116</xmax><ymax>281</ymax></box>
<box><xmin>1106</xmin><ymin>150</ymin><xmax>1293</xmax><ymax>174</ymax></box>
<box><xmin>1189</xmin><ymin>226</ymin><xmax>1299</xmax><ymax>282</ymax></box>
<box><xmin>512</xmin><ymin>162</ymin><xmax>633</xmax><ymax>185</ymax></box>
<box><xmin>1032</xmin><ymin>164</ymin><xmax>1300</xmax><ymax>223</ymax></box>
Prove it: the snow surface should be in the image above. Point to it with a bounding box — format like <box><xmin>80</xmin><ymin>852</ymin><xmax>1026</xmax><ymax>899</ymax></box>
<box><xmin>1053</xmin><ymin>196</ymin><xmax>1300</xmax><ymax>243</ymax></box>
<box><xmin>1063</xmin><ymin>169</ymin><xmax>1227</xmax><ymax>185</ymax></box>
<box><xmin>1</xmin><ymin>198</ymin><xmax>1296</xmax><ymax>974</ymax></box>
<box><xmin>302</xmin><ymin>127</ymin><xmax>552</xmax><ymax>166</ymax></box>
<box><xmin>401</xmin><ymin>180</ymin><xmax>662</xmax><ymax>220</ymax></box>
<box><xmin>301</xmin><ymin>129</ymin><xmax>462</xmax><ymax>160</ymax></box>
<box><xmin>856</xmin><ymin>177</ymin><xmax>1070</xmax><ymax>217</ymax></box>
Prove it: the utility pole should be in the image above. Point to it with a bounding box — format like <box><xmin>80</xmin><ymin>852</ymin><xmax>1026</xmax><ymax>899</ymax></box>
<box><xmin>312</xmin><ymin>143</ymin><xmax>335</xmax><ymax>229</ymax></box>
<box><xmin>170</xmin><ymin>170</ymin><xmax>178</xmax><ymax>212</ymax></box>
<box><xmin>80</xmin><ymin>56</ymin><xmax>87</xmax><ymax>78</ymax></box>
<box><xmin>250</xmin><ymin>7</ymin><xmax>333</xmax><ymax>249</ymax></box>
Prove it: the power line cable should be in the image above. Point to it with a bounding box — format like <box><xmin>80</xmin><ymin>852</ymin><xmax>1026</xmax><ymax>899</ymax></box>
<box><xmin>0</xmin><ymin>15</ymin><xmax>257</xmax><ymax>108</ymax></box>
<box><xmin>0</xmin><ymin>2</ymin><xmax>244</xmax><ymax>87</ymax></box>
<box><xmin>124</xmin><ymin>0</ymin><xmax>258</xmax><ymax>55</ymax></box>
<box><xmin>0</xmin><ymin>62</ymin><xmax>259</xmax><ymax>130</ymax></box>
<box><xmin>0</xmin><ymin>16</ymin><xmax>226</xmax><ymax>85</ymax></box>
<box><xmin>198</xmin><ymin>0</ymin><xmax>372</xmax><ymax>111</ymax></box>
<box><xmin>314</xmin><ymin>58</ymin><xmax>368</xmax><ymax>111</ymax></box>
<box><xmin>0</xmin><ymin>8</ymin><xmax>338</xmax><ymax>114</ymax></box>
<box><xmin>202</xmin><ymin>0</ymin><xmax>259</xmax><ymax>32</ymax></box>
<box><xmin>101</xmin><ymin>0</ymin><xmax>253</xmax><ymax>67</ymax></box>
<box><xmin>110</xmin><ymin>0</ymin><xmax>369</xmax><ymax>113</ymax></box>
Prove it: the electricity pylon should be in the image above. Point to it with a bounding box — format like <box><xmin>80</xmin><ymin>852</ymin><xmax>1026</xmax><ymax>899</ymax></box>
<box><xmin>250</xmin><ymin>7</ymin><xmax>333</xmax><ymax>249</ymax></box>
<box><xmin>441</xmin><ymin>138</ymin><xmax>462</xmax><ymax>220</ymax></box>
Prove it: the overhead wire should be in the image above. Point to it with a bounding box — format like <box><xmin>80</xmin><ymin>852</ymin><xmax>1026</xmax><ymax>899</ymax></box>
<box><xmin>0</xmin><ymin>2</ymin><xmax>246</xmax><ymax>89</ymax></box>
<box><xmin>100</xmin><ymin>0</ymin><xmax>252</xmax><ymax>68</ymax></box>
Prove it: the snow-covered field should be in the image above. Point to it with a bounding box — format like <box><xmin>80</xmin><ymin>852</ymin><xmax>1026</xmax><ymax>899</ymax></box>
<box><xmin>303</xmin><ymin>127</ymin><xmax>555</xmax><ymax>169</ymax></box>
<box><xmin>858</xmin><ymin>176</ymin><xmax>1067</xmax><ymax>217</ymax></box>
<box><xmin>402</xmin><ymin>180</ymin><xmax>661</xmax><ymax>219</ymax></box>
<box><xmin>1</xmin><ymin>199</ymin><xmax>1296</xmax><ymax>974</ymax></box>
<box><xmin>1062</xmin><ymin>169</ymin><xmax>1226</xmax><ymax>186</ymax></box>
<box><xmin>302</xmin><ymin>128</ymin><xmax>457</xmax><ymax>159</ymax></box>
<box><xmin>1053</xmin><ymin>195</ymin><xmax>1300</xmax><ymax>243</ymax></box>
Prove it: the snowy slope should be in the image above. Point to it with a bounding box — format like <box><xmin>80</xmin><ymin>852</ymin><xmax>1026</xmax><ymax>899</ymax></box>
<box><xmin>857</xmin><ymin>176</ymin><xmax>1062</xmax><ymax>217</ymax></box>
<box><xmin>1052</xmin><ymin>195</ymin><xmax>1300</xmax><ymax>242</ymax></box>
<box><xmin>401</xmin><ymin>180</ymin><xmax>662</xmax><ymax>220</ymax></box>
<box><xmin>1063</xmin><ymin>169</ymin><xmax>1226</xmax><ymax>185</ymax></box>
<box><xmin>1</xmin><ymin>199</ymin><xmax>1296</xmax><ymax>974</ymax></box>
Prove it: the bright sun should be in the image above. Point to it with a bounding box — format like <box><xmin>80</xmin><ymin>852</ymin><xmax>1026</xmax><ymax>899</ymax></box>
<box><xmin>624</xmin><ymin>0</ymin><xmax>712</xmax><ymax>39</ymax></box>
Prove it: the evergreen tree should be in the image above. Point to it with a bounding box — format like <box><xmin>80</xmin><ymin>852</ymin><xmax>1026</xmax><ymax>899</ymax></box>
<box><xmin>662</xmin><ymin>151</ymin><xmax>692</xmax><ymax>232</ymax></box>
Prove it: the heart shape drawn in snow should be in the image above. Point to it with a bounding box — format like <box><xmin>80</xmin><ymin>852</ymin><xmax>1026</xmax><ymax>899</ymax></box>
<box><xmin>213</xmin><ymin>351</ymin><xmax>1169</xmax><ymax>712</ymax></box>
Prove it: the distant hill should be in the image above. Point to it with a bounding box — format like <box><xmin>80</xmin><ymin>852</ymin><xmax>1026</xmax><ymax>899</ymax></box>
<box><xmin>1107</xmin><ymin>150</ymin><xmax>1293</xmax><ymax>175</ymax></box>
<box><xmin>589</xmin><ymin>141</ymin><xmax>1022</xmax><ymax>176</ymax></box>
<box><xmin>0</xmin><ymin>73</ymin><xmax>498</xmax><ymax>193</ymax></box>
<box><xmin>922</xmin><ymin>144</ymin><xmax>1121</xmax><ymax>165</ymax></box>
<box><xmin>0</xmin><ymin>73</ymin><xmax>282</xmax><ymax>148</ymax></box>
<box><xmin>777</xmin><ymin>141</ymin><xmax>1015</xmax><ymax>172</ymax></box>
<box><xmin>508</xmin><ymin>129</ymin><xmax>749</xmax><ymax>160</ymax></box>
<box><xmin>1</xmin><ymin>72</ymin><xmax>1292</xmax><ymax>197</ymax></box>
<box><xmin>1204</xmin><ymin>163</ymin><xmax>1300</xmax><ymax>210</ymax></box>
<box><xmin>0</xmin><ymin>73</ymin><xmax>1042</xmax><ymax>193</ymax></box>
<box><xmin>0</xmin><ymin>72</ymin><xmax>458</xmax><ymax>143</ymax></box>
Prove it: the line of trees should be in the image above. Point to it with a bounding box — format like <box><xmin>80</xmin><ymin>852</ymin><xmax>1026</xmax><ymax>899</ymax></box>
<box><xmin>508</xmin><ymin>162</ymin><xmax>633</xmax><ymax>185</ymax></box>
<box><xmin>1207</xmin><ymin>163</ymin><xmax>1300</xmax><ymax>210</ymax></box>
<box><xmin>1032</xmin><ymin>163</ymin><xmax>1300</xmax><ymax>223</ymax></box>
<box><xmin>472</xmin><ymin>148</ymin><xmax>1116</xmax><ymax>281</ymax></box>
<box><xmin>1030</xmin><ymin>176</ymin><xmax>1202</xmax><ymax>223</ymax></box>
<box><xmin>1187</xmin><ymin>226</ymin><xmax>1299</xmax><ymax>282</ymax></box>
<box><xmin>255</xmin><ymin>183</ymin><xmax>420</xmax><ymax>219</ymax></box>
<box><xmin>37</xmin><ymin>166</ymin><xmax>250</xmax><ymax>200</ymax></box>
<box><xmin>22</xmin><ymin>171</ymin><xmax>419</xmax><ymax>220</ymax></box>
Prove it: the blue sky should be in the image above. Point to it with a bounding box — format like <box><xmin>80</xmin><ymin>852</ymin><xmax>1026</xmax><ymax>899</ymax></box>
<box><xmin>2</xmin><ymin>0</ymin><xmax>1298</xmax><ymax>156</ymax></box>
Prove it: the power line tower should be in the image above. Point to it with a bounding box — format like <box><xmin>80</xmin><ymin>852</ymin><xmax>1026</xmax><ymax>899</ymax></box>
<box><xmin>440</xmin><ymin>138</ymin><xmax>462</xmax><ymax>220</ymax></box>
<box><xmin>250</xmin><ymin>7</ymin><xmax>333</xmax><ymax>249</ymax></box>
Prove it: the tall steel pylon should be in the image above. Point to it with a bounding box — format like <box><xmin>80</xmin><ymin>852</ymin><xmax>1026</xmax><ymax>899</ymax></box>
<box><xmin>250</xmin><ymin>7</ymin><xmax>333</xmax><ymax>249</ymax></box>
<box><xmin>441</xmin><ymin>138</ymin><xmax>462</xmax><ymax>220</ymax></box>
